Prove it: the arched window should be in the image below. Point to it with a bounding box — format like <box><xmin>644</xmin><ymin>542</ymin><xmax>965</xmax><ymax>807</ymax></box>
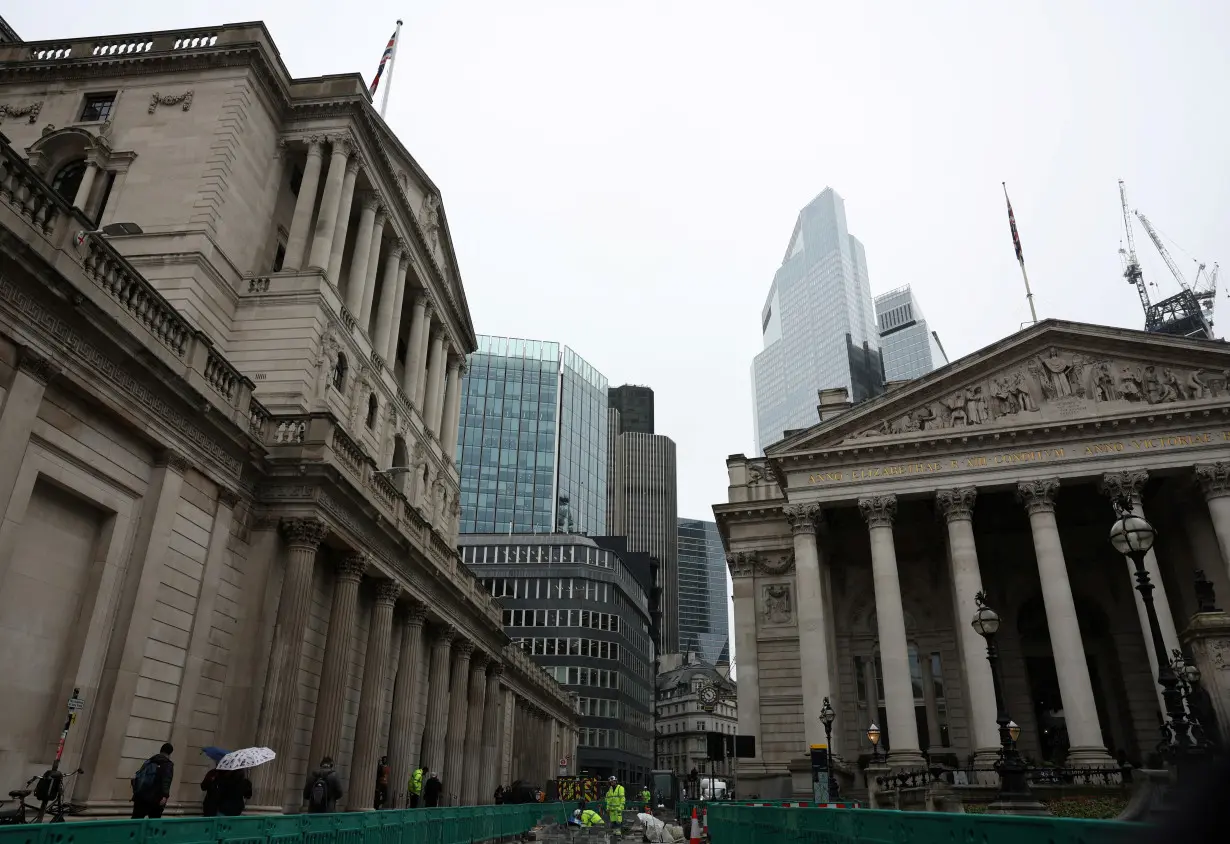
<box><xmin>332</xmin><ymin>352</ymin><xmax>348</xmax><ymax>392</ymax></box>
<box><xmin>366</xmin><ymin>393</ymin><xmax>379</xmax><ymax>429</ymax></box>
<box><xmin>50</xmin><ymin>159</ymin><xmax>87</xmax><ymax>203</ymax></box>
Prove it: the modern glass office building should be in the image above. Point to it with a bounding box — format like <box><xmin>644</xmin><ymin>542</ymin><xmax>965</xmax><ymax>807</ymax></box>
<box><xmin>874</xmin><ymin>285</ymin><xmax>950</xmax><ymax>382</ymax></box>
<box><xmin>751</xmin><ymin>188</ymin><xmax>883</xmax><ymax>454</ymax></box>
<box><xmin>455</xmin><ymin>336</ymin><xmax>608</xmax><ymax>535</ymax></box>
<box><xmin>676</xmin><ymin>518</ymin><xmax>730</xmax><ymax>665</ymax></box>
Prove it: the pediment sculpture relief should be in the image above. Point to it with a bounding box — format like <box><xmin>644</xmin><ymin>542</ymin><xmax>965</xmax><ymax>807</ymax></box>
<box><xmin>848</xmin><ymin>347</ymin><xmax>1230</xmax><ymax>441</ymax></box>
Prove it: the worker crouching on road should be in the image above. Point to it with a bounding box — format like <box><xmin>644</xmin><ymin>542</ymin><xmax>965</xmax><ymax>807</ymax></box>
<box><xmin>573</xmin><ymin>807</ymin><xmax>605</xmax><ymax>827</ymax></box>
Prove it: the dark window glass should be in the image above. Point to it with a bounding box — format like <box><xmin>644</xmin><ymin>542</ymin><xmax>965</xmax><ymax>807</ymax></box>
<box><xmin>80</xmin><ymin>93</ymin><xmax>116</xmax><ymax>122</ymax></box>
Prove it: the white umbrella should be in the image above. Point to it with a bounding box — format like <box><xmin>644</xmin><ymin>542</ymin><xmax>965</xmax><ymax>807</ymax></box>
<box><xmin>217</xmin><ymin>747</ymin><xmax>276</xmax><ymax>771</ymax></box>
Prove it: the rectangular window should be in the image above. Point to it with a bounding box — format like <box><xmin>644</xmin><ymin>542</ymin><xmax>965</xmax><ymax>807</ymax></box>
<box><xmin>80</xmin><ymin>92</ymin><xmax>116</xmax><ymax>122</ymax></box>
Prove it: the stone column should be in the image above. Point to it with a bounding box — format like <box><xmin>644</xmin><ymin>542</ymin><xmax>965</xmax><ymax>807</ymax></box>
<box><xmin>308</xmin><ymin>552</ymin><xmax>367</xmax><ymax>767</ymax></box>
<box><xmin>326</xmin><ymin>157</ymin><xmax>361</xmax><ymax>284</ymax></box>
<box><xmin>1099</xmin><ymin>470</ymin><xmax>1182</xmax><ymax>716</ymax></box>
<box><xmin>252</xmin><ymin>517</ymin><xmax>329</xmax><ymax>806</ymax></box>
<box><xmin>935</xmin><ymin>487</ymin><xmax>1000</xmax><ymax>765</ymax></box>
<box><xmin>401</xmin><ymin>294</ymin><xmax>429</xmax><ymax>399</ymax></box>
<box><xmin>72</xmin><ymin>161</ymin><xmax>99</xmax><ymax>211</ymax></box>
<box><xmin>461</xmin><ymin>653</ymin><xmax>490</xmax><ymax>804</ymax></box>
<box><xmin>388</xmin><ymin>602</ymin><xmax>428</xmax><ymax>807</ymax></box>
<box><xmin>857</xmin><ymin>494</ymin><xmax>923</xmax><ymax>768</ymax></box>
<box><xmin>344</xmin><ymin>195</ymin><xmax>380</xmax><ymax>316</ymax></box>
<box><xmin>372</xmin><ymin>242</ymin><xmax>406</xmax><ymax>362</ymax></box>
<box><xmin>1196</xmin><ymin>463</ymin><xmax>1230</xmax><ymax>586</ymax></box>
<box><xmin>424</xmin><ymin>331</ymin><xmax>447</xmax><ymax>437</ymax></box>
<box><xmin>441</xmin><ymin>357</ymin><xmax>463</xmax><ymax>460</ymax></box>
<box><xmin>729</xmin><ymin>553</ymin><xmax>762</xmax><ymax>762</ymax></box>
<box><xmin>359</xmin><ymin>212</ymin><xmax>387</xmax><ymax>331</ymax></box>
<box><xmin>0</xmin><ymin>347</ymin><xmax>59</xmax><ymax>587</ymax></box>
<box><xmin>782</xmin><ymin>502</ymin><xmax>835</xmax><ymax>752</ymax></box>
<box><xmin>444</xmin><ymin>640</ymin><xmax>474</xmax><ymax>804</ymax></box>
<box><xmin>283</xmin><ymin>137</ymin><xmax>325</xmax><ymax>271</ymax></box>
<box><xmin>1017</xmin><ymin>479</ymin><xmax>1113</xmax><ymax>766</ymax></box>
<box><xmin>421</xmin><ymin>624</ymin><xmax>454</xmax><ymax>775</ymax></box>
<box><xmin>480</xmin><ymin>663</ymin><xmax>504</xmax><ymax>802</ymax></box>
<box><xmin>348</xmin><ymin>580</ymin><xmax>400</xmax><ymax>809</ymax></box>
<box><xmin>413</xmin><ymin>308</ymin><xmax>436</xmax><ymax>410</ymax></box>
<box><xmin>307</xmin><ymin>135</ymin><xmax>352</xmax><ymax>271</ymax></box>
<box><xmin>919</xmin><ymin>655</ymin><xmax>941</xmax><ymax>751</ymax></box>
<box><xmin>384</xmin><ymin>257</ymin><xmax>410</xmax><ymax>365</ymax></box>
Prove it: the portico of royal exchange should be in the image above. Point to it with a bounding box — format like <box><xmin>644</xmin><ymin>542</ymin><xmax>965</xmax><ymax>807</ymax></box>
<box><xmin>0</xmin><ymin>19</ymin><xmax>576</xmax><ymax>814</ymax></box>
<box><xmin>716</xmin><ymin>320</ymin><xmax>1230</xmax><ymax>798</ymax></box>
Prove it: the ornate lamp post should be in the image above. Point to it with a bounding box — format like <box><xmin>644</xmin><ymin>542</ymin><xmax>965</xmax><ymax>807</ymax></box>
<box><xmin>866</xmin><ymin>723</ymin><xmax>885</xmax><ymax>763</ymax></box>
<box><xmin>1107</xmin><ymin>499</ymin><xmax>1197</xmax><ymax>760</ymax></box>
<box><xmin>971</xmin><ymin>591</ymin><xmax>1048</xmax><ymax>815</ymax></box>
<box><xmin>820</xmin><ymin>697</ymin><xmax>836</xmax><ymax>795</ymax></box>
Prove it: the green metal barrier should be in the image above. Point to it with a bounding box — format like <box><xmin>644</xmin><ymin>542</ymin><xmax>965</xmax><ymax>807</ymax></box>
<box><xmin>705</xmin><ymin>803</ymin><xmax>1143</xmax><ymax>844</ymax></box>
<box><xmin>0</xmin><ymin>803</ymin><xmax>564</xmax><ymax>844</ymax></box>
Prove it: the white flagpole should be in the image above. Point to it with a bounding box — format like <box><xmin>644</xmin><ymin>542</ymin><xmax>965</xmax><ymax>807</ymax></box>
<box><xmin>379</xmin><ymin>19</ymin><xmax>403</xmax><ymax>120</ymax></box>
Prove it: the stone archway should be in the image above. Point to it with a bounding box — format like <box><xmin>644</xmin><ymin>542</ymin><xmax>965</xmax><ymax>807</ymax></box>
<box><xmin>1017</xmin><ymin>594</ymin><xmax>1139</xmax><ymax>765</ymax></box>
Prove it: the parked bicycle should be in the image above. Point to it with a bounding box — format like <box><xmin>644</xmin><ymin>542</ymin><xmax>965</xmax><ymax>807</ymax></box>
<box><xmin>0</xmin><ymin>768</ymin><xmax>85</xmax><ymax>824</ymax></box>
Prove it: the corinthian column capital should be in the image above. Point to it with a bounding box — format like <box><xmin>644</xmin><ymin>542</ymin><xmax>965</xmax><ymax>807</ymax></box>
<box><xmin>727</xmin><ymin>551</ymin><xmax>757</xmax><ymax>579</ymax></box>
<box><xmin>1098</xmin><ymin>470</ymin><xmax>1148</xmax><ymax>505</ymax></box>
<box><xmin>936</xmin><ymin>487</ymin><xmax>977</xmax><ymax>522</ymax></box>
<box><xmin>375</xmin><ymin>580</ymin><xmax>402</xmax><ymax>606</ymax></box>
<box><xmin>280</xmin><ymin>516</ymin><xmax>329</xmax><ymax>549</ymax></box>
<box><xmin>336</xmin><ymin>552</ymin><xmax>368</xmax><ymax>583</ymax></box>
<box><xmin>782</xmin><ymin>503</ymin><xmax>822</xmax><ymax>535</ymax></box>
<box><xmin>1195</xmin><ymin>462</ymin><xmax>1230</xmax><ymax>501</ymax></box>
<box><xmin>858</xmin><ymin>494</ymin><xmax>897</xmax><ymax>528</ymax></box>
<box><xmin>1016</xmin><ymin>478</ymin><xmax>1061</xmax><ymax>515</ymax></box>
<box><xmin>454</xmin><ymin>639</ymin><xmax>475</xmax><ymax>659</ymax></box>
<box><xmin>16</xmin><ymin>345</ymin><xmax>61</xmax><ymax>385</ymax></box>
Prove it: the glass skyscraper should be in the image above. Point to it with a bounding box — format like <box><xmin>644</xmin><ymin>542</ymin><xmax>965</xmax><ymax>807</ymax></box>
<box><xmin>455</xmin><ymin>335</ymin><xmax>608</xmax><ymax>535</ymax></box>
<box><xmin>751</xmin><ymin>188</ymin><xmax>883</xmax><ymax>454</ymax></box>
<box><xmin>874</xmin><ymin>285</ymin><xmax>949</xmax><ymax>382</ymax></box>
<box><xmin>676</xmin><ymin>518</ymin><xmax>730</xmax><ymax>665</ymax></box>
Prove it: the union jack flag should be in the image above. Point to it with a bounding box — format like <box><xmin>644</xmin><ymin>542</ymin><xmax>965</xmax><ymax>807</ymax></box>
<box><xmin>369</xmin><ymin>30</ymin><xmax>398</xmax><ymax>96</ymax></box>
<box><xmin>1003</xmin><ymin>183</ymin><xmax>1024</xmax><ymax>264</ymax></box>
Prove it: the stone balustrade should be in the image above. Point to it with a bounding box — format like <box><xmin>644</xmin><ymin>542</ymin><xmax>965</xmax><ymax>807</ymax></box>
<box><xmin>0</xmin><ymin>26</ymin><xmax>240</xmax><ymax>63</ymax></box>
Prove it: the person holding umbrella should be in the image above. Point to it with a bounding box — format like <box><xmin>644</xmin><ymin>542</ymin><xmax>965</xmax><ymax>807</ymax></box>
<box><xmin>200</xmin><ymin>747</ymin><xmax>254</xmax><ymax>817</ymax></box>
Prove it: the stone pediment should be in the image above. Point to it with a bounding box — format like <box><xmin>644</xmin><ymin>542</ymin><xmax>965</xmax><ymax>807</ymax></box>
<box><xmin>769</xmin><ymin>320</ymin><xmax>1230</xmax><ymax>455</ymax></box>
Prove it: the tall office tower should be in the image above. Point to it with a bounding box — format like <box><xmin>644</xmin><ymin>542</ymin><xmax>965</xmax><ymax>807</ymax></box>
<box><xmin>456</xmin><ymin>336</ymin><xmax>608</xmax><ymax>535</ymax></box>
<box><xmin>609</xmin><ymin>427</ymin><xmax>679</xmax><ymax>651</ymax></box>
<box><xmin>874</xmin><ymin>285</ymin><xmax>950</xmax><ymax>382</ymax></box>
<box><xmin>751</xmin><ymin>188</ymin><xmax>883</xmax><ymax>454</ymax></box>
<box><xmin>608</xmin><ymin>385</ymin><xmax>655</xmax><ymax>434</ymax></box>
<box><xmin>676</xmin><ymin>518</ymin><xmax>730</xmax><ymax>665</ymax></box>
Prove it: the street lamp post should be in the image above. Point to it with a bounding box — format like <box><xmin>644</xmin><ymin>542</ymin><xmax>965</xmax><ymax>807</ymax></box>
<box><xmin>1107</xmin><ymin>499</ymin><xmax>1200</xmax><ymax>765</ymax></box>
<box><xmin>820</xmin><ymin>697</ymin><xmax>836</xmax><ymax>800</ymax></box>
<box><xmin>971</xmin><ymin>591</ymin><xmax>1049</xmax><ymax>815</ymax></box>
<box><xmin>866</xmin><ymin>724</ymin><xmax>885</xmax><ymax>763</ymax></box>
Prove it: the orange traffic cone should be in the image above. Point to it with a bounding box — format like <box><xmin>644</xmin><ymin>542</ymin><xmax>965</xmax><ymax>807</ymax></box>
<box><xmin>689</xmin><ymin>806</ymin><xmax>702</xmax><ymax>844</ymax></box>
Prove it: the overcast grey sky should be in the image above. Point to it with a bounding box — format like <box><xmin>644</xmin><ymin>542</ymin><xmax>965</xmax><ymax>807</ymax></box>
<box><xmin>12</xmin><ymin>1</ymin><xmax>1229</xmax><ymax>526</ymax></box>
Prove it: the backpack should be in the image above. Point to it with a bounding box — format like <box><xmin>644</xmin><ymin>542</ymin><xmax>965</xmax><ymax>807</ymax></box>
<box><xmin>308</xmin><ymin>774</ymin><xmax>329</xmax><ymax>810</ymax></box>
<box><xmin>132</xmin><ymin>758</ymin><xmax>161</xmax><ymax>797</ymax></box>
<box><xmin>34</xmin><ymin>770</ymin><xmax>61</xmax><ymax>802</ymax></box>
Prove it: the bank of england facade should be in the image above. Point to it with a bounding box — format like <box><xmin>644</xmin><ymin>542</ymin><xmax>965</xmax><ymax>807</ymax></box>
<box><xmin>0</xmin><ymin>20</ymin><xmax>575</xmax><ymax>813</ymax></box>
<box><xmin>716</xmin><ymin>320</ymin><xmax>1230</xmax><ymax>797</ymax></box>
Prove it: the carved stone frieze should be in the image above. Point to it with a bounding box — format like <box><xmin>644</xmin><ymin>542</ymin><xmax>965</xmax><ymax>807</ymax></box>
<box><xmin>1017</xmin><ymin>478</ymin><xmax>1061</xmax><ymax>515</ymax></box>
<box><xmin>935</xmin><ymin>486</ymin><xmax>977</xmax><ymax>522</ymax></box>
<box><xmin>858</xmin><ymin>495</ymin><xmax>897</xmax><ymax>528</ymax></box>
<box><xmin>846</xmin><ymin>345</ymin><xmax>1230</xmax><ymax>442</ymax></box>
<box><xmin>761</xmin><ymin>583</ymin><xmax>793</xmax><ymax>625</ymax></box>
<box><xmin>1196</xmin><ymin>463</ymin><xmax>1230</xmax><ymax>501</ymax></box>
<box><xmin>756</xmin><ymin>552</ymin><xmax>795</xmax><ymax>576</ymax></box>
<box><xmin>0</xmin><ymin>101</ymin><xmax>43</xmax><ymax>124</ymax></box>
<box><xmin>148</xmin><ymin>90</ymin><xmax>193</xmax><ymax>114</ymax></box>
<box><xmin>727</xmin><ymin>551</ymin><xmax>757</xmax><ymax>579</ymax></box>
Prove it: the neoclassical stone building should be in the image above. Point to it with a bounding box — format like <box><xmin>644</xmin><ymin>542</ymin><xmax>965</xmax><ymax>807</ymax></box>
<box><xmin>0</xmin><ymin>19</ymin><xmax>575</xmax><ymax>813</ymax></box>
<box><xmin>716</xmin><ymin>319</ymin><xmax>1230</xmax><ymax>797</ymax></box>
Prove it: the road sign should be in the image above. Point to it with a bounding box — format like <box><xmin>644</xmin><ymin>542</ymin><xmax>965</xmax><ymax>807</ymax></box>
<box><xmin>67</xmin><ymin>696</ymin><xmax>84</xmax><ymax>712</ymax></box>
<box><xmin>559</xmin><ymin>756</ymin><xmax>569</xmax><ymax>766</ymax></box>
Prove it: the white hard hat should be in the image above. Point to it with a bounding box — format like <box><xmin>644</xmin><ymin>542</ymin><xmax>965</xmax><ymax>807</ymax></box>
<box><xmin>573</xmin><ymin>809</ymin><xmax>581</xmax><ymax>817</ymax></box>
<box><xmin>609</xmin><ymin>776</ymin><xmax>617</xmax><ymax>782</ymax></box>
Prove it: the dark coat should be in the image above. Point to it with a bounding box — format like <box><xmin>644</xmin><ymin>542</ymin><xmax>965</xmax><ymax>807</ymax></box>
<box><xmin>303</xmin><ymin>768</ymin><xmax>344</xmax><ymax>812</ymax></box>
<box><xmin>132</xmin><ymin>753</ymin><xmax>174</xmax><ymax>802</ymax></box>
<box><xmin>423</xmin><ymin>776</ymin><xmax>443</xmax><ymax>807</ymax></box>
<box><xmin>202</xmin><ymin>770</ymin><xmax>252</xmax><ymax>816</ymax></box>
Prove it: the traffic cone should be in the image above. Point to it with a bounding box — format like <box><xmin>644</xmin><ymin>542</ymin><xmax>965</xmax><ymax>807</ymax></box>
<box><xmin>689</xmin><ymin>806</ymin><xmax>702</xmax><ymax>844</ymax></box>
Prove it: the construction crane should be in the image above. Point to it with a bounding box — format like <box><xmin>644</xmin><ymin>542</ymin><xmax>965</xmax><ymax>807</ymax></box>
<box><xmin>1117</xmin><ymin>179</ymin><xmax>1213</xmax><ymax>339</ymax></box>
<box><xmin>1134</xmin><ymin>210</ymin><xmax>1219</xmax><ymax>320</ymax></box>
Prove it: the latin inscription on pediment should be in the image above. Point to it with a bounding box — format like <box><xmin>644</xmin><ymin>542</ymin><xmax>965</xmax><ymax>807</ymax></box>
<box><xmin>847</xmin><ymin>347</ymin><xmax>1228</xmax><ymax>441</ymax></box>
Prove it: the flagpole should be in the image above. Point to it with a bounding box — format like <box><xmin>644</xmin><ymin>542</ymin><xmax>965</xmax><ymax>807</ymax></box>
<box><xmin>379</xmin><ymin>19</ymin><xmax>403</xmax><ymax>120</ymax></box>
<box><xmin>1003</xmin><ymin>182</ymin><xmax>1039</xmax><ymax>324</ymax></box>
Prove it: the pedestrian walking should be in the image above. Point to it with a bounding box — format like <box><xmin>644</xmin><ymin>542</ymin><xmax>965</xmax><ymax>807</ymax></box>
<box><xmin>374</xmin><ymin>756</ymin><xmax>390</xmax><ymax>809</ymax></box>
<box><xmin>131</xmin><ymin>743</ymin><xmax>175</xmax><ymax>819</ymax></box>
<box><xmin>423</xmin><ymin>772</ymin><xmax>443</xmax><ymax>807</ymax></box>
<box><xmin>493</xmin><ymin>784</ymin><xmax>505</xmax><ymax>804</ymax></box>
<box><xmin>202</xmin><ymin>769</ymin><xmax>252</xmax><ymax>817</ymax></box>
<box><xmin>303</xmin><ymin>756</ymin><xmax>343</xmax><ymax>813</ymax></box>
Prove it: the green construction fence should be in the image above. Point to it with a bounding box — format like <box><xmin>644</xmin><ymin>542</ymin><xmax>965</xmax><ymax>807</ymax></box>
<box><xmin>0</xmin><ymin>803</ymin><xmax>568</xmax><ymax>844</ymax></box>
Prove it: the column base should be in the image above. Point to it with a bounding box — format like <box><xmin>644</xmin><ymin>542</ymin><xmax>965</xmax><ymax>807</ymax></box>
<box><xmin>1065</xmin><ymin>745</ymin><xmax>1119</xmax><ymax>769</ymax></box>
<box><xmin>972</xmin><ymin>748</ymin><xmax>1003</xmax><ymax>786</ymax></box>
<box><xmin>886</xmin><ymin>749</ymin><xmax>926</xmax><ymax>771</ymax></box>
